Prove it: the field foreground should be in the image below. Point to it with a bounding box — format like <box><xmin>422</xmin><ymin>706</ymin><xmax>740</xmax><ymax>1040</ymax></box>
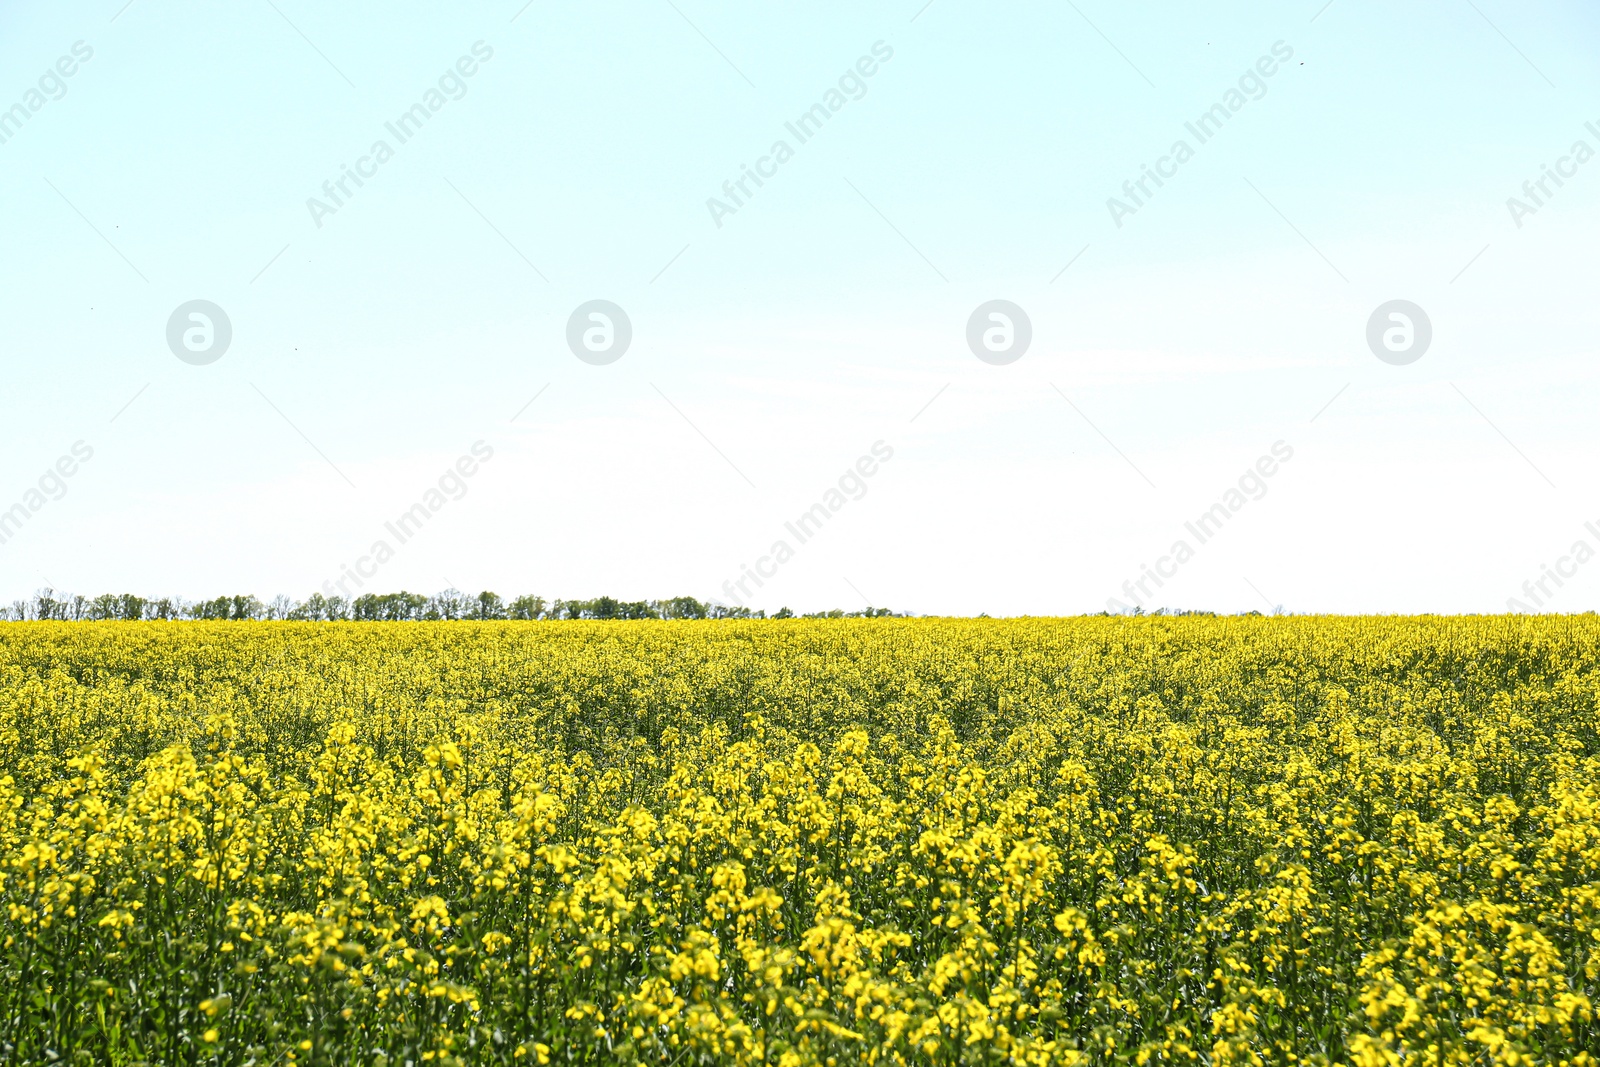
<box><xmin>1</xmin><ymin>618</ymin><xmax>1597</xmax><ymax>1065</ymax></box>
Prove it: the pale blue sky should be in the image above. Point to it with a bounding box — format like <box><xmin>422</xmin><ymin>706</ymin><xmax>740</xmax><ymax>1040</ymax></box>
<box><xmin>2</xmin><ymin>0</ymin><xmax>1598</xmax><ymax>614</ymax></box>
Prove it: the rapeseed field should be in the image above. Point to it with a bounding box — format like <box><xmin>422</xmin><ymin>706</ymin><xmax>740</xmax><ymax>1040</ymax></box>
<box><xmin>0</xmin><ymin>618</ymin><xmax>1595</xmax><ymax>1065</ymax></box>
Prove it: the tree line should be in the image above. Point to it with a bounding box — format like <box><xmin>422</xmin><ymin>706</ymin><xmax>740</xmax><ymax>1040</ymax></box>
<box><xmin>2</xmin><ymin>589</ymin><xmax>902</xmax><ymax>622</ymax></box>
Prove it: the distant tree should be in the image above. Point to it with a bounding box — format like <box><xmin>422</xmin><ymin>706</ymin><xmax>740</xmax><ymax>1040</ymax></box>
<box><xmin>709</xmin><ymin>604</ymin><xmax>764</xmax><ymax>619</ymax></box>
<box><xmin>187</xmin><ymin>595</ymin><xmax>263</xmax><ymax>621</ymax></box>
<box><xmin>507</xmin><ymin>595</ymin><xmax>546</xmax><ymax>620</ymax></box>
<box><xmin>659</xmin><ymin>596</ymin><xmax>709</xmax><ymax>620</ymax></box>
<box><xmin>584</xmin><ymin>597</ymin><xmax>657</xmax><ymax>620</ymax></box>
<box><xmin>0</xmin><ymin>586</ymin><xmax>900</xmax><ymax>624</ymax></box>
<box><xmin>33</xmin><ymin>589</ymin><xmax>67</xmax><ymax>621</ymax></box>
<box><xmin>289</xmin><ymin>593</ymin><xmax>350</xmax><ymax>620</ymax></box>
<box><xmin>81</xmin><ymin>593</ymin><xmax>148</xmax><ymax>621</ymax></box>
<box><xmin>473</xmin><ymin>591</ymin><xmax>507</xmax><ymax>620</ymax></box>
<box><xmin>353</xmin><ymin>592</ymin><xmax>427</xmax><ymax>621</ymax></box>
<box><xmin>425</xmin><ymin>589</ymin><xmax>472</xmax><ymax>620</ymax></box>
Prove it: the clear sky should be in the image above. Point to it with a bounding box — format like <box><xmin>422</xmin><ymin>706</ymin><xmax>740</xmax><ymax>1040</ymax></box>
<box><xmin>2</xmin><ymin>0</ymin><xmax>1598</xmax><ymax>615</ymax></box>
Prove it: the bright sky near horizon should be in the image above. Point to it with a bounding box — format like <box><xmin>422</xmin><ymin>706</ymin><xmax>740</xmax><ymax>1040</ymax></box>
<box><xmin>1</xmin><ymin>0</ymin><xmax>1598</xmax><ymax>616</ymax></box>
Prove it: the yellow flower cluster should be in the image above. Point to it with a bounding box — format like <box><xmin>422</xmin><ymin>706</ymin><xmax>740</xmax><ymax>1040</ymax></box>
<box><xmin>0</xmin><ymin>617</ymin><xmax>1596</xmax><ymax>1064</ymax></box>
